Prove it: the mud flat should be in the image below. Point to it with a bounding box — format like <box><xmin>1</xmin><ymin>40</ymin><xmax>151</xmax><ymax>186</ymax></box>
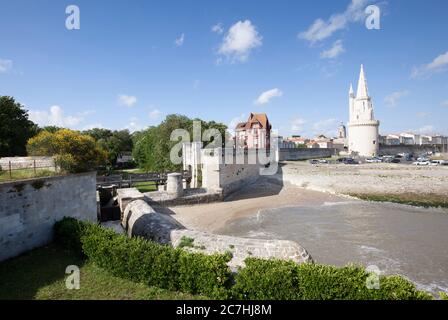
<box><xmin>169</xmin><ymin>178</ymin><xmax>346</xmax><ymax>233</ymax></box>
<box><xmin>278</xmin><ymin>161</ymin><xmax>448</xmax><ymax>206</ymax></box>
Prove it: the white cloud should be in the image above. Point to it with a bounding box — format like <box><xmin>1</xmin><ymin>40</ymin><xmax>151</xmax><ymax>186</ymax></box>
<box><xmin>0</xmin><ymin>58</ymin><xmax>12</xmax><ymax>73</ymax></box>
<box><xmin>118</xmin><ymin>94</ymin><xmax>137</xmax><ymax>107</ymax></box>
<box><xmin>384</xmin><ymin>90</ymin><xmax>410</xmax><ymax>107</ymax></box>
<box><xmin>412</xmin><ymin>51</ymin><xmax>448</xmax><ymax>79</ymax></box>
<box><xmin>211</xmin><ymin>23</ymin><xmax>224</xmax><ymax>34</ymax></box>
<box><xmin>29</xmin><ymin>105</ymin><xmax>83</xmax><ymax>128</ymax></box>
<box><xmin>126</xmin><ymin>117</ymin><xmax>144</xmax><ymax>133</ymax></box>
<box><xmin>418</xmin><ymin>125</ymin><xmax>434</xmax><ymax>135</ymax></box>
<box><xmin>312</xmin><ymin>118</ymin><xmax>339</xmax><ymax>137</ymax></box>
<box><xmin>320</xmin><ymin>39</ymin><xmax>345</xmax><ymax>59</ymax></box>
<box><xmin>175</xmin><ymin>33</ymin><xmax>185</xmax><ymax>47</ymax></box>
<box><xmin>149</xmin><ymin>109</ymin><xmax>162</xmax><ymax>120</ymax></box>
<box><xmin>218</xmin><ymin>20</ymin><xmax>262</xmax><ymax>63</ymax></box>
<box><xmin>291</xmin><ymin>118</ymin><xmax>307</xmax><ymax>132</ymax></box>
<box><xmin>298</xmin><ymin>0</ymin><xmax>369</xmax><ymax>45</ymax></box>
<box><xmin>254</xmin><ymin>88</ymin><xmax>283</xmax><ymax>105</ymax></box>
<box><xmin>441</xmin><ymin>100</ymin><xmax>448</xmax><ymax>107</ymax></box>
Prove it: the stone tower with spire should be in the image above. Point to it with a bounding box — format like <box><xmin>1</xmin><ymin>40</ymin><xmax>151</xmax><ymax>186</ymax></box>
<box><xmin>348</xmin><ymin>65</ymin><xmax>380</xmax><ymax>157</ymax></box>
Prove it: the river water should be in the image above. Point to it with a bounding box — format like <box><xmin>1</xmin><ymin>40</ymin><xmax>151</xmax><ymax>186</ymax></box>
<box><xmin>217</xmin><ymin>200</ymin><xmax>448</xmax><ymax>295</ymax></box>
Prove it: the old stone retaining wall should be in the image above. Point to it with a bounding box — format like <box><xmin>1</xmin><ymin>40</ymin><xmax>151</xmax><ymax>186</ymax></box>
<box><xmin>379</xmin><ymin>144</ymin><xmax>444</xmax><ymax>156</ymax></box>
<box><xmin>279</xmin><ymin>148</ymin><xmax>336</xmax><ymax>161</ymax></box>
<box><xmin>201</xmin><ymin>149</ymin><xmax>272</xmax><ymax>197</ymax></box>
<box><xmin>0</xmin><ymin>172</ymin><xmax>97</xmax><ymax>261</ymax></box>
<box><xmin>121</xmin><ymin>196</ymin><xmax>311</xmax><ymax>269</ymax></box>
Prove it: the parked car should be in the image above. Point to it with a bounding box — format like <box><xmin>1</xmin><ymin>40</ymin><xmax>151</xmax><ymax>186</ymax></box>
<box><xmin>429</xmin><ymin>160</ymin><xmax>446</xmax><ymax>166</ymax></box>
<box><xmin>344</xmin><ymin>158</ymin><xmax>359</xmax><ymax>165</ymax></box>
<box><xmin>390</xmin><ymin>158</ymin><xmax>401</xmax><ymax>163</ymax></box>
<box><xmin>309</xmin><ymin>159</ymin><xmax>319</xmax><ymax>164</ymax></box>
<box><xmin>318</xmin><ymin>159</ymin><xmax>329</xmax><ymax>164</ymax></box>
<box><xmin>337</xmin><ymin>157</ymin><xmax>349</xmax><ymax>163</ymax></box>
<box><xmin>382</xmin><ymin>156</ymin><xmax>394</xmax><ymax>163</ymax></box>
<box><xmin>366</xmin><ymin>157</ymin><xmax>382</xmax><ymax>163</ymax></box>
<box><xmin>413</xmin><ymin>160</ymin><xmax>430</xmax><ymax>166</ymax></box>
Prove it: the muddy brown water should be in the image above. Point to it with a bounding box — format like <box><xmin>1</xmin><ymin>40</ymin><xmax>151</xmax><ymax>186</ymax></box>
<box><xmin>217</xmin><ymin>200</ymin><xmax>448</xmax><ymax>295</ymax></box>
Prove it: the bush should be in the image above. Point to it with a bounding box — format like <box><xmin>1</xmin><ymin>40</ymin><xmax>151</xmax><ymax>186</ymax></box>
<box><xmin>55</xmin><ymin>218</ymin><xmax>433</xmax><ymax>300</ymax></box>
<box><xmin>232</xmin><ymin>258</ymin><xmax>432</xmax><ymax>300</ymax></box>
<box><xmin>54</xmin><ymin>217</ymin><xmax>231</xmax><ymax>298</ymax></box>
<box><xmin>27</xmin><ymin>129</ymin><xmax>107</xmax><ymax>173</ymax></box>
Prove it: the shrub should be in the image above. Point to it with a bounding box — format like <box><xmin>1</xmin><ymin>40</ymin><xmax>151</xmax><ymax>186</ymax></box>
<box><xmin>232</xmin><ymin>258</ymin><xmax>301</xmax><ymax>300</ymax></box>
<box><xmin>27</xmin><ymin>129</ymin><xmax>107</xmax><ymax>173</ymax></box>
<box><xmin>232</xmin><ymin>258</ymin><xmax>432</xmax><ymax>300</ymax></box>
<box><xmin>55</xmin><ymin>218</ymin><xmax>433</xmax><ymax>300</ymax></box>
<box><xmin>54</xmin><ymin>217</ymin><xmax>231</xmax><ymax>298</ymax></box>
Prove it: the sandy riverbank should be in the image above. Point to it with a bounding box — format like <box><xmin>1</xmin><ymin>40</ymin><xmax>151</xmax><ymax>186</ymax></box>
<box><xmin>169</xmin><ymin>162</ymin><xmax>448</xmax><ymax>232</ymax></box>
<box><xmin>168</xmin><ymin>178</ymin><xmax>346</xmax><ymax>232</ymax></box>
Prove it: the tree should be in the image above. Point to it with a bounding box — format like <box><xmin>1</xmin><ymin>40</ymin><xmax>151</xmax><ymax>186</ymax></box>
<box><xmin>83</xmin><ymin>128</ymin><xmax>133</xmax><ymax>165</ymax></box>
<box><xmin>27</xmin><ymin>129</ymin><xmax>107</xmax><ymax>173</ymax></box>
<box><xmin>0</xmin><ymin>96</ymin><xmax>39</xmax><ymax>156</ymax></box>
<box><xmin>132</xmin><ymin>114</ymin><xmax>228</xmax><ymax>172</ymax></box>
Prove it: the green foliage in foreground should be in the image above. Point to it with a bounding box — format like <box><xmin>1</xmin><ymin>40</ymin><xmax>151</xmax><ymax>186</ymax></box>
<box><xmin>54</xmin><ymin>217</ymin><xmax>433</xmax><ymax>300</ymax></box>
<box><xmin>350</xmin><ymin>193</ymin><xmax>448</xmax><ymax>209</ymax></box>
<box><xmin>232</xmin><ymin>259</ymin><xmax>432</xmax><ymax>300</ymax></box>
<box><xmin>55</xmin><ymin>218</ymin><xmax>231</xmax><ymax>299</ymax></box>
<box><xmin>0</xmin><ymin>244</ymin><xmax>204</xmax><ymax>300</ymax></box>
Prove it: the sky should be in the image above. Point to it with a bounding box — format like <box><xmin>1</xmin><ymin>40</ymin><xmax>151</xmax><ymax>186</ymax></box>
<box><xmin>1</xmin><ymin>0</ymin><xmax>448</xmax><ymax>138</ymax></box>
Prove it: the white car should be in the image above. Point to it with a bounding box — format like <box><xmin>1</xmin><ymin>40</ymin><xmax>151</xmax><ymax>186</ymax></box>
<box><xmin>413</xmin><ymin>160</ymin><xmax>430</xmax><ymax>166</ymax></box>
<box><xmin>366</xmin><ymin>157</ymin><xmax>382</xmax><ymax>163</ymax></box>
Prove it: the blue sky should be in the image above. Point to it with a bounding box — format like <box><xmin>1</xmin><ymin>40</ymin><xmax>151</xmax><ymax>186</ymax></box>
<box><xmin>1</xmin><ymin>0</ymin><xmax>447</xmax><ymax>137</ymax></box>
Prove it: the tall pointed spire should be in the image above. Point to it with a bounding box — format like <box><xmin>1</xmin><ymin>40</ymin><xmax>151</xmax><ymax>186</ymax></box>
<box><xmin>349</xmin><ymin>83</ymin><xmax>354</xmax><ymax>96</ymax></box>
<box><xmin>356</xmin><ymin>64</ymin><xmax>369</xmax><ymax>98</ymax></box>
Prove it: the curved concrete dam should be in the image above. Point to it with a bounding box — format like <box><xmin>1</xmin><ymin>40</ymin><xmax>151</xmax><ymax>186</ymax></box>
<box><xmin>216</xmin><ymin>200</ymin><xmax>448</xmax><ymax>295</ymax></box>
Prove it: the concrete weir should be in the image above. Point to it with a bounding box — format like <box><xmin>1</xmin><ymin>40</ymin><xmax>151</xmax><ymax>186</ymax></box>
<box><xmin>119</xmin><ymin>188</ymin><xmax>312</xmax><ymax>269</ymax></box>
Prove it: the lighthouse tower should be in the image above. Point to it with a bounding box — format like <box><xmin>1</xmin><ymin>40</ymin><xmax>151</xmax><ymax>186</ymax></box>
<box><xmin>348</xmin><ymin>65</ymin><xmax>380</xmax><ymax>157</ymax></box>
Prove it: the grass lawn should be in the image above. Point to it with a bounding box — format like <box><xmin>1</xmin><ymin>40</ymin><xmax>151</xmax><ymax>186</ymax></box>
<box><xmin>0</xmin><ymin>168</ymin><xmax>58</xmax><ymax>182</ymax></box>
<box><xmin>133</xmin><ymin>181</ymin><xmax>158</xmax><ymax>193</ymax></box>
<box><xmin>0</xmin><ymin>244</ymin><xmax>205</xmax><ymax>300</ymax></box>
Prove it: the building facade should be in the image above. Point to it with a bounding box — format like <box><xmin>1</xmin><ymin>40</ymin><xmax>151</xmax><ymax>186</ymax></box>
<box><xmin>348</xmin><ymin>65</ymin><xmax>380</xmax><ymax>157</ymax></box>
<box><xmin>235</xmin><ymin>113</ymin><xmax>272</xmax><ymax>149</ymax></box>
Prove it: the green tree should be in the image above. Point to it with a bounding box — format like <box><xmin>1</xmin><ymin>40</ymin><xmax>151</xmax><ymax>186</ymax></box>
<box><xmin>132</xmin><ymin>114</ymin><xmax>228</xmax><ymax>172</ymax></box>
<box><xmin>0</xmin><ymin>96</ymin><xmax>39</xmax><ymax>156</ymax></box>
<box><xmin>40</xmin><ymin>126</ymin><xmax>64</xmax><ymax>134</ymax></box>
<box><xmin>27</xmin><ymin>129</ymin><xmax>107</xmax><ymax>173</ymax></box>
<box><xmin>83</xmin><ymin>128</ymin><xmax>133</xmax><ymax>165</ymax></box>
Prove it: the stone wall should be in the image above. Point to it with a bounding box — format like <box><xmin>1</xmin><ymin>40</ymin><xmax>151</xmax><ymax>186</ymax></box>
<box><xmin>121</xmin><ymin>198</ymin><xmax>311</xmax><ymax>269</ymax></box>
<box><xmin>0</xmin><ymin>172</ymin><xmax>97</xmax><ymax>261</ymax></box>
<box><xmin>379</xmin><ymin>144</ymin><xmax>444</xmax><ymax>156</ymax></box>
<box><xmin>279</xmin><ymin>148</ymin><xmax>336</xmax><ymax>161</ymax></box>
<box><xmin>201</xmin><ymin>148</ymin><xmax>272</xmax><ymax>197</ymax></box>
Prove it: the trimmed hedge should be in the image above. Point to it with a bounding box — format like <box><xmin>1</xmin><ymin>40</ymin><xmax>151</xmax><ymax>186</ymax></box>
<box><xmin>232</xmin><ymin>258</ymin><xmax>432</xmax><ymax>300</ymax></box>
<box><xmin>55</xmin><ymin>217</ymin><xmax>432</xmax><ymax>300</ymax></box>
<box><xmin>54</xmin><ymin>217</ymin><xmax>231</xmax><ymax>299</ymax></box>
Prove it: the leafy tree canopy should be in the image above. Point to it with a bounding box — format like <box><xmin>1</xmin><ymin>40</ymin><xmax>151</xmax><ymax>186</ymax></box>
<box><xmin>0</xmin><ymin>96</ymin><xmax>39</xmax><ymax>157</ymax></box>
<box><xmin>27</xmin><ymin>129</ymin><xmax>107</xmax><ymax>173</ymax></box>
<box><xmin>132</xmin><ymin>114</ymin><xmax>228</xmax><ymax>172</ymax></box>
<box><xmin>83</xmin><ymin>128</ymin><xmax>133</xmax><ymax>165</ymax></box>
